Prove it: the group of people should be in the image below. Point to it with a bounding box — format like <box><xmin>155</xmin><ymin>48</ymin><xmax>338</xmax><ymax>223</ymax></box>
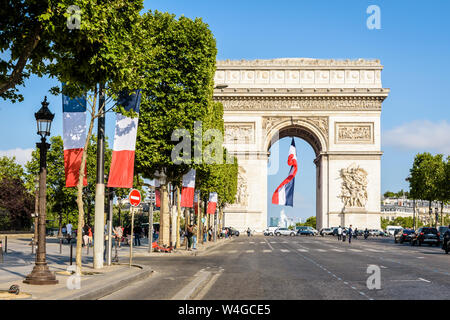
<box><xmin>335</xmin><ymin>225</ymin><xmax>357</xmax><ymax>243</ymax></box>
<box><xmin>183</xmin><ymin>225</ymin><xmax>217</xmax><ymax>251</ymax></box>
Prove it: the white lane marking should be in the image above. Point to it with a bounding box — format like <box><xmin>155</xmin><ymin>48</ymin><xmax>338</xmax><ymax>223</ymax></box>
<box><xmin>228</xmin><ymin>250</ymin><xmax>238</xmax><ymax>253</ymax></box>
<box><xmin>297</xmin><ymin>249</ymin><xmax>308</xmax><ymax>252</ymax></box>
<box><xmin>262</xmin><ymin>250</ymin><xmax>272</xmax><ymax>253</ymax></box>
<box><xmin>270</xmin><ymin>241</ymin><xmax>277</xmax><ymax>244</ymax></box>
<box><xmin>245</xmin><ymin>250</ymin><xmax>254</xmax><ymax>253</ymax></box>
<box><xmin>259</xmin><ymin>241</ymin><xmax>265</xmax><ymax>244</ymax></box>
<box><xmin>349</xmin><ymin>249</ymin><xmax>363</xmax><ymax>252</ymax></box>
<box><xmin>417</xmin><ymin>257</ymin><xmax>424</xmax><ymax>259</ymax></box>
<box><xmin>316</xmin><ymin>249</ymin><xmax>327</xmax><ymax>252</ymax></box>
<box><xmin>366</xmin><ymin>248</ymin><xmax>382</xmax><ymax>252</ymax></box>
<box><xmin>171</xmin><ymin>270</ymin><xmax>212</xmax><ymax>300</ymax></box>
<box><xmin>249</xmin><ymin>241</ymin><xmax>255</xmax><ymax>244</ymax></box>
<box><xmin>419</xmin><ymin>278</ymin><xmax>431</xmax><ymax>283</ymax></box>
<box><xmin>331</xmin><ymin>249</ymin><xmax>344</xmax><ymax>252</ymax></box>
<box><xmin>264</xmin><ymin>239</ymin><xmax>275</xmax><ymax>250</ymax></box>
<box><xmin>280</xmin><ymin>249</ymin><xmax>290</xmax><ymax>253</ymax></box>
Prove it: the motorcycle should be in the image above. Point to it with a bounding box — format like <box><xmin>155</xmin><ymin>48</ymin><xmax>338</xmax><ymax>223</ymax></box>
<box><xmin>442</xmin><ymin>231</ymin><xmax>450</xmax><ymax>254</ymax></box>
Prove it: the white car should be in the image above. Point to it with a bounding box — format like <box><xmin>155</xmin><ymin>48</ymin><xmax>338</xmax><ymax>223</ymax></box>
<box><xmin>264</xmin><ymin>227</ymin><xmax>278</xmax><ymax>236</ymax></box>
<box><xmin>274</xmin><ymin>227</ymin><xmax>296</xmax><ymax>236</ymax></box>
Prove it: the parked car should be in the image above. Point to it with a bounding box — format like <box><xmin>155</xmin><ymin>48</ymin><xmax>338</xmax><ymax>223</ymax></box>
<box><xmin>224</xmin><ymin>227</ymin><xmax>240</xmax><ymax>237</ymax></box>
<box><xmin>368</xmin><ymin>229</ymin><xmax>387</xmax><ymax>237</ymax></box>
<box><xmin>410</xmin><ymin>227</ymin><xmax>441</xmax><ymax>246</ymax></box>
<box><xmin>441</xmin><ymin>228</ymin><xmax>450</xmax><ymax>254</ymax></box>
<box><xmin>394</xmin><ymin>229</ymin><xmax>415</xmax><ymax>244</ymax></box>
<box><xmin>438</xmin><ymin>226</ymin><xmax>449</xmax><ymax>242</ymax></box>
<box><xmin>297</xmin><ymin>226</ymin><xmax>318</xmax><ymax>235</ymax></box>
<box><xmin>275</xmin><ymin>227</ymin><xmax>296</xmax><ymax>236</ymax></box>
<box><xmin>264</xmin><ymin>226</ymin><xmax>278</xmax><ymax>236</ymax></box>
<box><xmin>297</xmin><ymin>229</ymin><xmax>315</xmax><ymax>236</ymax></box>
<box><xmin>320</xmin><ymin>228</ymin><xmax>334</xmax><ymax>236</ymax></box>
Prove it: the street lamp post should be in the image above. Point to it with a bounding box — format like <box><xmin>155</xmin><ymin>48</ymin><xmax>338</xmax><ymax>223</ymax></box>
<box><xmin>24</xmin><ymin>97</ymin><xmax>58</xmax><ymax>285</ymax></box>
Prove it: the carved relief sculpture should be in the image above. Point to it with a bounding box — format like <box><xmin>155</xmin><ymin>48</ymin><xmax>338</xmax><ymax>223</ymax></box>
<box><xmin>232</xmin><ymin>166</ymin><xmax>248</xmax><ymax>208</ymax></box>
<box><xmin>335</xmin><ymin>123</ymin><xmax>373</xmax><ymax>144</ymax></box>
<box><xmin>339</xmin><ymin>163</ymin><xmax>368</xmax><ymax>208</ymax></box>
<box><xmin>224</xmin><ymin>123</ymin><xmax>255</xmax><ymax>144</ymax></box>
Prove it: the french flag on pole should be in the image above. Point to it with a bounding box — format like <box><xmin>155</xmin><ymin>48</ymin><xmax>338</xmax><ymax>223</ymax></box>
<box><xmin>207</xmin><ymin>192</ymin><xmax>218</xmax><ymax>214</ymax></box>
<box><xmin>107</xmin><ymin>90</ymin><xmax>141</xmax><ymax>188</ymax></box>
<box><xmin>194</xmin><ymin>191</ymin><xmax>199</xmax><ymax>215</ymax></box>
<box><xmin>272</xmin><ymin>138</ymin><xmax>298</xmax><ymax>207</ymax></box>
<box><xmin>149</xmin><ymin>178</ymin><xmax>161</xmax><ymax>208</ymax></box>
<box><xmin>181</xmin><ymin>169</ymin><xmax>195</xmax><ymax>208</ymax></box>
<box><xmin>62</xmin><ymin>90</ymin><xmax>87</xmax><ymax>188</ymax></box>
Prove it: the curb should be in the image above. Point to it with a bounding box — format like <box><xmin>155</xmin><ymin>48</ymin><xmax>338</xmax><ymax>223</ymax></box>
<box><xmin>193</xmin><ymin>237</ymin><xmax>236</xmax><ymax>256</ymax></box>
<box><xmin>64</xmin><ymin>265</ymin><xmax>153</xmax><ymax>300</ymax></box>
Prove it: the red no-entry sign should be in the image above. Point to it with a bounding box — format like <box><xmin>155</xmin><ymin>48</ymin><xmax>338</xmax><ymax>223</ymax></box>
<box><xmin>129</xmin><ymin>189</ymin><xmax>141</xmax><ymax>207</ymax></box>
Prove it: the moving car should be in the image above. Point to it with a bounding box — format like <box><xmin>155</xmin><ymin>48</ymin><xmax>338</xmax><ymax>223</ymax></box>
<box><xmin>387</xmin><ymin>226</ymin><xmax>403</xmax><ymax>236</ymax></box>
<box><xmin>394</xmin><ymin>229</ymin><xmax>415</xmax><ymax>244</ymax></box>
<box><xmin>297</xmin><ymin>226</ymin><xmax>318</xmax><ymax>235</ymax></box>
<box><xmin>368</xmin><ymin>229</ymin><xmax>387</xmax><ymax>237</ymax></box>
<box><xmin>410</xmin><ymin>227</ymin><xmax>441</xmax><ymax>246</ymax></box>
<box><xmin>275</xmin><ymin>227</ymin><xmax>296</xmax><ymax>236</ymax></box>
<box><xmin>442</xmin><ymin>228</ymin><xmax>450</xmax><ymax>254</ymax></box>
<box><xmin>438</xmin><ymin>226</ymin><xmax>449</xmax><ymax>242</ymax></box>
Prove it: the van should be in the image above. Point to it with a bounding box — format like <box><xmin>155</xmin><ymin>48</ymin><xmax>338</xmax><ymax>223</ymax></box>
<box><xmin>264</xmin><ymin>226</ymin><xmax>278</xmax><ymax>236</ymax></box>
<box><xmin>386</xmin><ymin>226</ymin><xmax>403</xmax><ymax>236</ymax></box>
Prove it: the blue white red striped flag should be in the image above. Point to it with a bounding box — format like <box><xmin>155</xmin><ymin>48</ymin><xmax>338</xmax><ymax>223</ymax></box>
<box><xmin>181</xmin><ymin>169</ymin><xmax>196</xmax><ymax>208</ymax></box>
<box><xmin>207</xmin><ymin>192</ymin><xmax>218</xmax><ymax>214</ymax></box>
<box><xmin>272</xmin><ymin>138</ymin><xmax>298</xmax><ymax>207</ymax></box>
<box><xmin>62</xmin><ymin>89</ymin><xmax>87</xmax><ymax>187</ymax></box>
<box><xmin>107</xmin><ymin>90</ymin><xmax>141</xmax><ymax>188</ymax></box>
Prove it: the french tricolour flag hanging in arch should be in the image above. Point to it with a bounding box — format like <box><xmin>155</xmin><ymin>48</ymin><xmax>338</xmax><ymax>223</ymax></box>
<box><xmin>181</xmin><ymin>169</ymin><xmax>196</xmax><ymax>208</ymax></box>
<box><xmin>107</xmin><ymin>90</ymin><xmax>141</xmax><ymax>188</ymax></box>
<box><xmin>207</xmin><ymin>192</ymin><xmax>218</xmax><ymax>214</ymax></box>
<box><xmin>272</xmin><ymin>137</ymin><xmax>298</xmax><ymax>207</ymax></box>
<box><xmin>62</xmin><ymin>90</ymin><xmax>87</xmax><ymax>187</ymax></box>
<box><xmin>194</xmin><ymin>191</ymin><xmax>199</xmax><ymax>215</ymax></box>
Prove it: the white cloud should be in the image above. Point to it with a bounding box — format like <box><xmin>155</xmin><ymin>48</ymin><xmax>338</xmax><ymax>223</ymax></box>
<box><xmin>383</xmin><ymin>120</ymin><xmax>450</xmax><ymax>154</ymax></box>
<box><xmin>0</xmin><ymin>148</ymin><xmax>34</xmax><ymax>166</ymax></box>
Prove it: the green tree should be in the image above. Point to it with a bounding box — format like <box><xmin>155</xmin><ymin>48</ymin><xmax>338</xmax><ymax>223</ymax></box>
<box><xmin>0</xmin><ymin>156</ymin><xmax>25</xmax><ymax>180</ymax></box>
<box><xmin>135</xmin><ymin>12</ymin><xmax>218</xmax><ymax>245</ymax></box>
<box><xmin>409</xmin><ymin>153</ymin><xmax>445</xmax><ymax>228</ymax></box>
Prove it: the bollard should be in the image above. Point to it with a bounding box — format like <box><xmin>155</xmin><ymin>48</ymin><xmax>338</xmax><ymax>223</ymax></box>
<box><xmin>0</xmin><ymin>240</ymin><xmax>3</xmax><ymax>264</ymax></box>
<box><xmin>31</xmin><ymin>238</ymin><xmax>34</xmax><ymax>254</ymax></box>
<box><xmin>70</xmin><ymin>243</ymin><xmax>73</xmax><ymax>265</ymax></box>
<box><xmin>59</xmin><ymin>238</ymin><xmax>62</xmax><ymax>254</ymax></box>
<box><xmin>4</xmin><ymin>236</ymin><xmax>7</xmax><ymax>254</ymax></box>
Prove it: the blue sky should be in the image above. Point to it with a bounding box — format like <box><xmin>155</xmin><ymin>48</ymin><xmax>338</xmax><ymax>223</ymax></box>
<box><xmin>0</xmin><ymin>0</ymin><xmax>449</xmax><ymax>222</ymax></box>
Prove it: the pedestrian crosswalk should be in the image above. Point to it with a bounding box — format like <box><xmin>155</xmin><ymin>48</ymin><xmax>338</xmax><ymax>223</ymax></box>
<box><xmin>220</xmin><ymin>247</ymin><xmax>374</xmax><ymax>254</ymax></box>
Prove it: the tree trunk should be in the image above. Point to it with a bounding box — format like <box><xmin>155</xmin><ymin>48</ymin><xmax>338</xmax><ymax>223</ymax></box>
<box><xmin>159</xmin><ymin>183</ymin><xmax>170</xmax><ymax>246</ymax></box>
<box><xmin>176</xmin><ymin>186</ymin><xmax>181</xmax><ymax>249</ymax></box>
<box><xmin>196</xmin><ymin>195</ymin><xmax>201</xmax><ymax>245</ymax></box>
<box><xmin>75</xmin><ymin>91</ymin><xmax>97</xmax><ymax>275</ymax></box>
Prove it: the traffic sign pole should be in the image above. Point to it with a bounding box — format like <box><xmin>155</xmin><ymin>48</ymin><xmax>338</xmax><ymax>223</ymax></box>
<box><xmin>128</xmin><ymin>189</ymin><xmax>141</xmax><ymax>268</ymax></box>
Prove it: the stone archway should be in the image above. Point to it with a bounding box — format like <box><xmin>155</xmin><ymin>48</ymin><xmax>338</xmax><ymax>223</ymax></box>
<box><xmin>214</xmin><ymin>58</ymin><xmax>389</xmax><ymax>232</ymax></box>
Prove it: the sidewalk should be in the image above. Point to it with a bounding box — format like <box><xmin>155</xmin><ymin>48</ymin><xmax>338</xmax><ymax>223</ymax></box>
<box><xmin>0</xmin><ymin>234</ymin><xmax>233</xmax><ymax>299</ymax></box>
<box><xmin>0</xmin><ymin>236</ymin><xmax>152</xmax><ymax>300</ymax></box>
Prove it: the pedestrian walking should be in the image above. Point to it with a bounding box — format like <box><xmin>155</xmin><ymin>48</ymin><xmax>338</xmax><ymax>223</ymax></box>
<box><xmin>66</xmin><ymin>223</ymin><xmax>73</xmax><ymax>243</ymax></box>
<box><xmin>113</xmin><ymin>225</ymin><xmax>123</xmax><ymax>247</ymax></box>
<box><xmin>88</xmin><ymin>226</ymin><xmax>93</xmax><ymax>246</ymax></box>
<box><xmin>187</xmin><ymin>224</ymin><xmax>194</xmax><ymax>250</ymax></box>
<box><xmin>208</xmin><ymin>227</ymin><xmax>212</xmax><ymax>241</ymax></box>
<box><xmin>354</xmin><ymin>227</ymin><xmax>358</xmax><ymax>240</ymax></box>
<box><xmin>348</xmin><ymin>225</ymin><xmax>353</xmax><ymax>243</ymax></box>
<box><xmin>337</xmin><ymin>225</ymin><xmax>342</xmax><ymax>241</ymax></box>
<box><xmin>134</xmin><ymin>224</ymin><xmax>142</xmax><ymax>246</ymax></box>
<box><xmin>203</xmin><ymin>226</ymin><xmax>207</xmax><ymax>242</ymax></box>
<box><xmin>82</xmin><ymin>225</ymin><xmax>89</xmax><ymax>247</ymax></box>
<box><xmin>192</xmin><ymin>224</ymin><xmax>198</xmax><ymax>250</ymax></box>
<box><xmin>342</xmin><ymin>228</ymin><xmax>346</xmax><ymax>242</ymax></box>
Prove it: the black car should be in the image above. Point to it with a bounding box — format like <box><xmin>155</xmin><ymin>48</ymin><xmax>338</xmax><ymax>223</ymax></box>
<box><xmin>297</xmin><ymin>229</ymin><xmax>315</xmax><ymax>236</ymax></box>
<box><xmin>394</xmin><ymin>229</ymin><xmax>415</xmax><ymax>244</ymax></box>
<box><xmin>226</xmin><ymin>227</ymin><xmax>240</xmax><ymax>237</ymax></box>
<box><xmin>410</xmin><ymin>227</ymin><xmax>441</xmax><ymax>246</ymax></box>
<box><xmin>442</xmin><ymin>229</ymin><xmax>450</xmax><ymax>254</ymax></box>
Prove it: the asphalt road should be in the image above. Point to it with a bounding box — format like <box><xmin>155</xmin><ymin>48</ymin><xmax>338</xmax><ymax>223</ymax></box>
<box><xmin>101</xmin><ymin>235</ymin><xmax>450</xmax><ymax>300</ymax></box>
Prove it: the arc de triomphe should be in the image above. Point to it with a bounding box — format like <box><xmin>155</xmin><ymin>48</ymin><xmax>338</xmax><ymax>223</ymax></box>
<box><xmin>213</xmin><ymin>58</ymin><xmax>390</xmax><ymax>232</ymax></box>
